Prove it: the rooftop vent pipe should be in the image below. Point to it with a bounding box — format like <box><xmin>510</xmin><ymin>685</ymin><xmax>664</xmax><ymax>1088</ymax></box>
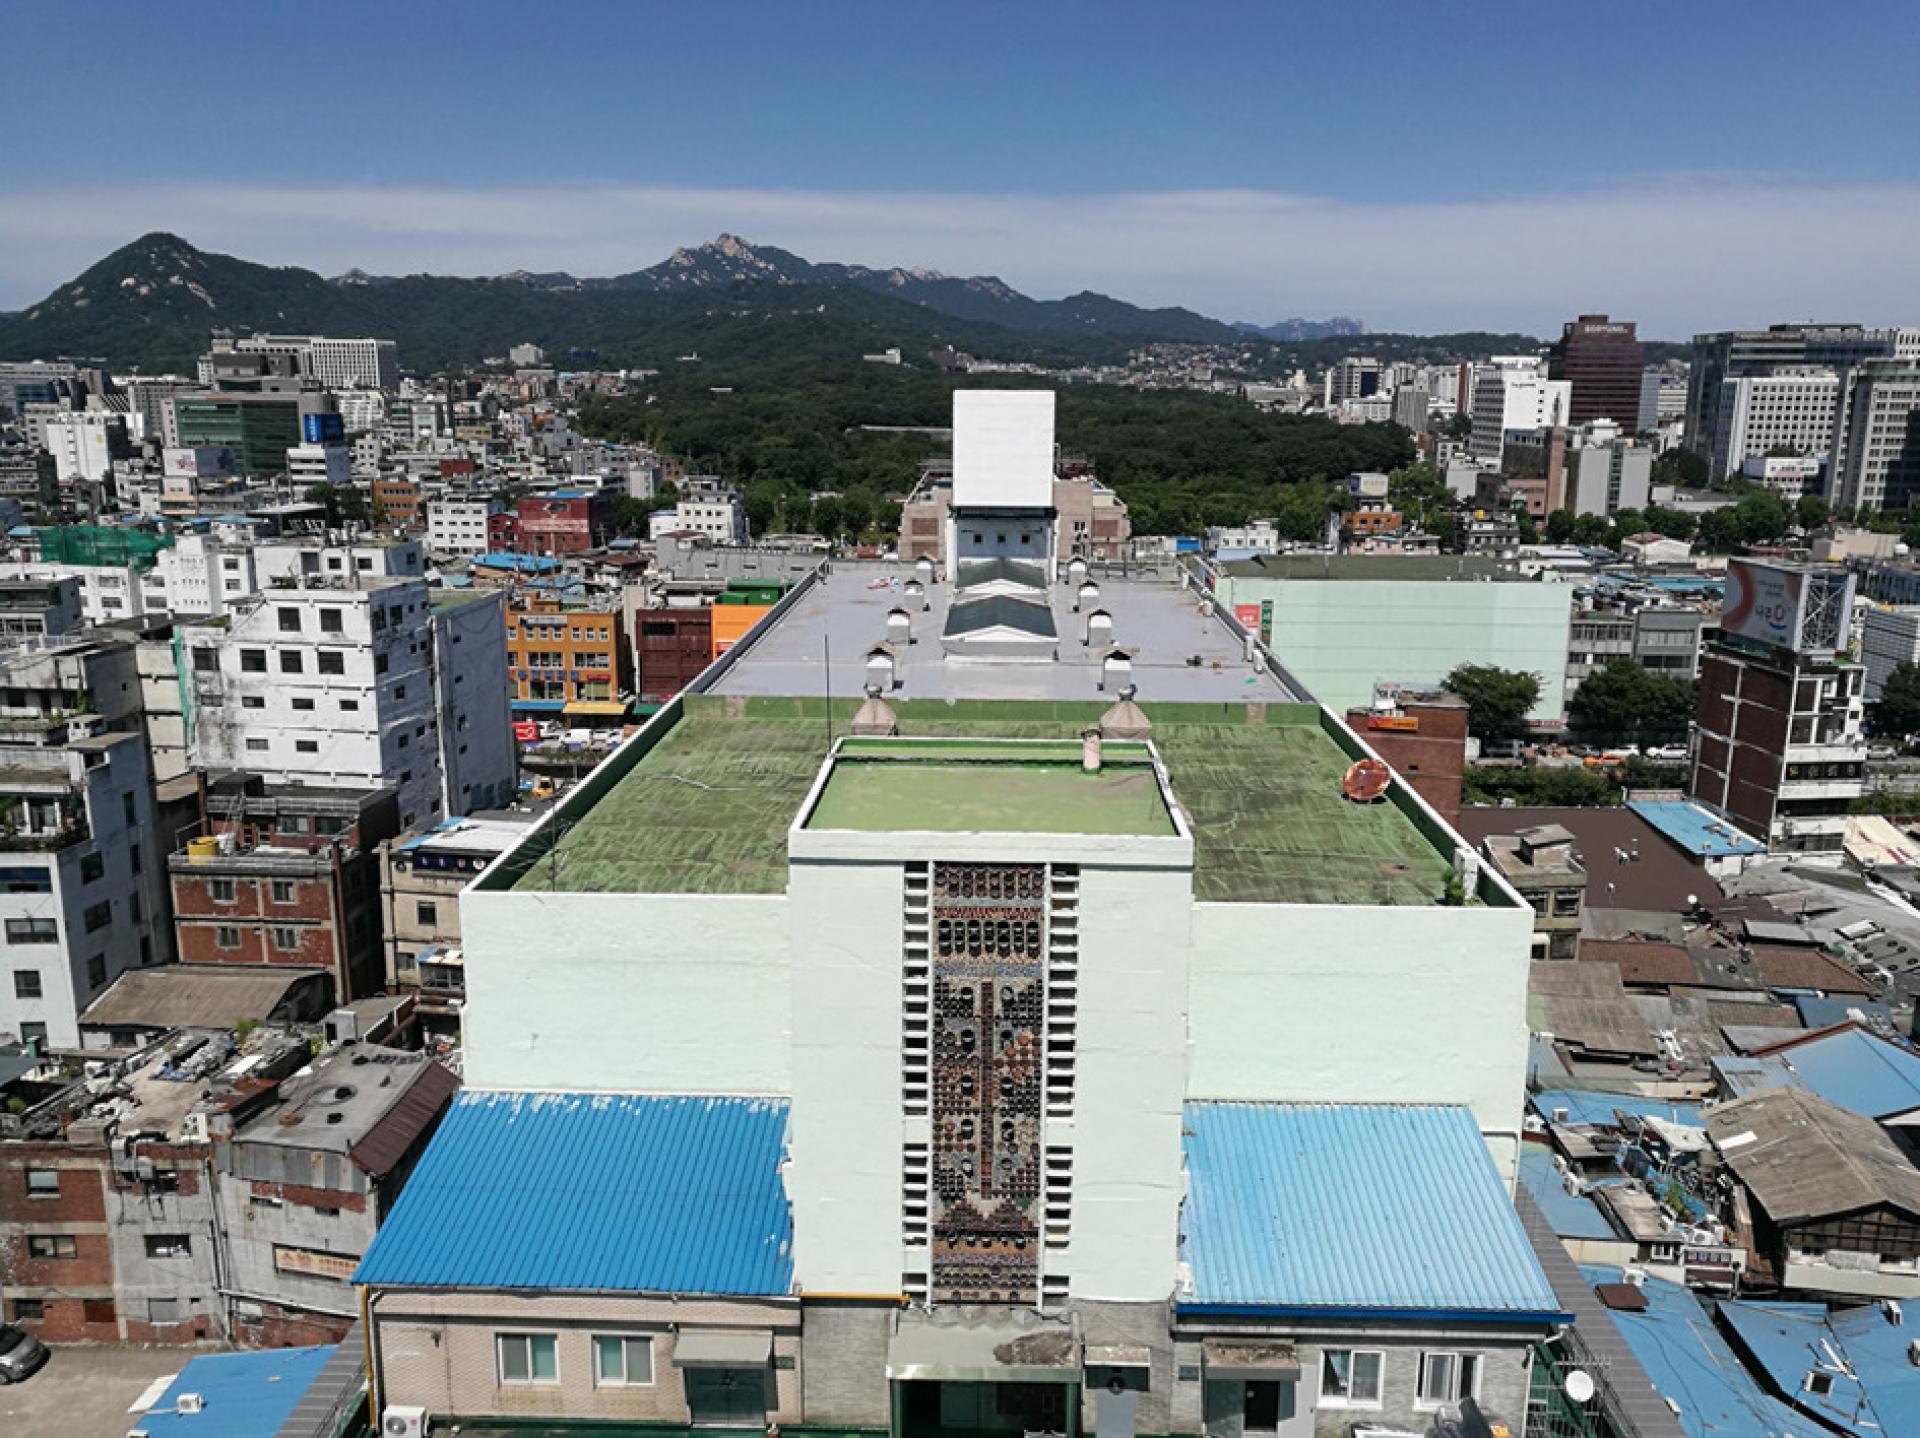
<box><xmin>851</xmin><ymin>684</ymin><xmax>899</xmax><ymax>737</ymax></box>
<box><xmin>1082</xmin><ymin>729</ymin><xmax>1103</xmax><ymax>773</ymax></box>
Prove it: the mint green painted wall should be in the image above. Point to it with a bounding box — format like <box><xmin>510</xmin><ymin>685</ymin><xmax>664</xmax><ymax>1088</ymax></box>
<box><xmin>1219</xmin><ymin>576</ymin><xmax>1572</xmax><ymax>722</ymax></box>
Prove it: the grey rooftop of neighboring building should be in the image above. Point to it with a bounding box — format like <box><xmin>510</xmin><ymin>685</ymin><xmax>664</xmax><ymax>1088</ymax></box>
<box><xmin>231</xmin><ymin>1043</ymin><xmax>456</xmax><ymax>1161</ymax></box>
<box><xmin>708</xmin><ymin>564</ymin><xmax>1302</xmax><ymax>703</ymax></box>
<box><xmin>1220</xmin><ymin>553</ymin><xmax>1524</xmax><ymax>582</ymax></box>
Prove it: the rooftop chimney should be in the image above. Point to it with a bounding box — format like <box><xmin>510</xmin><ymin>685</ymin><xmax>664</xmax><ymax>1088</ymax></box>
<box><xmin>851</xmin><ymin>683</ymin><xmax>898</xmax><ymax>737</ymax></box>
<box><xmin>1082</xmin><ymin>729</ymin><xmax>1103</xmax><ymax>772</ymax></box>
<box><xmin>1098</xmin><ymin>684</ymin><xmax>1152</xmax><ymax>740</ymax></box>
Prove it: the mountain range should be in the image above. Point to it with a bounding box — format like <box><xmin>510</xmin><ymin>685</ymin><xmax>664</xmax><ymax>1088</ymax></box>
<box><xmin>0</xmin><ymin>232</ymin><xmax>1372</xmax><ymax>371</ymax></box>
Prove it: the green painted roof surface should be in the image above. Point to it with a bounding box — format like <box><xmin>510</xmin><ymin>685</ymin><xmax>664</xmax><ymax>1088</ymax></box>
<box><xmin>512</xmin><ymin>698</ymin><xmax>1453</xmax><ymax>904</ymax></box>
<box><xmin>808</xmin><ymin>757</ymin><xmax>1174</xmax><ymax>835</ymax></box>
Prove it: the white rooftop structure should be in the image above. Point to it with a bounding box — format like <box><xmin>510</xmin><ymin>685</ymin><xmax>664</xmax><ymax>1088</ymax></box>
<box><xmin>951</xmin><ymin>389</ymin><xmax>1055</xmax><ymax>509</ymax></box>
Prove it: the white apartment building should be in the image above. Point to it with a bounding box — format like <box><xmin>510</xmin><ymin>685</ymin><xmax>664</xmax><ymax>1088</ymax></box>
<box><xmin>336</xmin><ymin>389</ymin><xmax>387</xmax><ymax>435</ymax></box>
<box><xmin>1469</xmin><ymin>357</ymin><xmax>1570</xmax><ymax>461</ymax></box>
<box><xmin>651</xmin><ymin>491</ymin><xmax>746</xmax><ymax>544</ymax></box>
<box><xmin>1708</xmin><ymin>367</ymin><xmax>1839</xmax><ymax>482</ymax></box>
<box><xmin>1859</xmin><ymin>606</ymin><xmax>1920</xmax><ymax>702</ymax></box>
<box><xmin>286</xmin><ymin>442</ymin><xmax>351</xmax><ymax>489</ymax></box>
<box><xmin>0</xmin><ymin>641</ymin><xmax>171</xmax><ymax>1052</ymax></box>
<box><xmin>179</xmin><ymin>578</ymin><xmax>513</xmax><ymax>830</ymax></box>
<box><xmin>1741</xmin><ymin>453</ymin><xmax>1825</xmax><ymax>499</ymax></box>
<box><xmin>426</xmin><ymin>498</ymin><xmax>503</xmax><ymax>557</ymax></box>
<box><xmin>235</xmin><ymin>334</ymin><xmax>400</xmax><ymax>391</ymax></box>
<box><xmin>1566</xmin><ymin>434</ymin><xmax>1654</xmax><ymax>518</ymax></box>
<box><xmin>41</xmin><ymin>412</ymin><xmax>129</xmax><ymax>484</ymax></box>
<box><xmin>1836</xmin><ymin>364</ymin><xmax>1920</xmax><ymax>512</ymax></box>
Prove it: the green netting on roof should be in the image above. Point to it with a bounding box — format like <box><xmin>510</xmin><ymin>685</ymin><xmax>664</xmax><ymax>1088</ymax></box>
<box><xmin>515</xmin><ymin>699</ymin><xmax>1455</xmax><ymax>905</ymax></box>
<box><xmin>35</xmin><ymin>526</ymin><xmax>174</xmax><ymax>570</ymax></box>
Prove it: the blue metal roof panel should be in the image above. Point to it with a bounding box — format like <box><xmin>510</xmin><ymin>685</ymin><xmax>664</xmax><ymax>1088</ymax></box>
<box><xmin>1793</xmin><ymin>995</ymin><xmax>1893</xmax><ymax>1029</ymax></box>
<box><xmin>1830</xmin><ymin>1304</ymin><xmax>1920</xmax><ymax>1434</ymax></box>
<box><xmin>1530</xmin><ymin>1089</ymin><xmax>1705</xmax><ymax>1128</ymax></box>
<box><xmin>1709</xmin><ymin>1055</ymin><xmax>1805</xmax><ymax>1102</ymax></box>
<box><xmin>1578</xmin><ymin>1266</ymin><xmax>1810</xmax><ymax>1438</ymax></box>
<box><xmin>1717</xmin><ymin>1299</ymin><xmax>1882</xmax><ymax>1435</ymax></box>
<box><xmin>1180</xmin><ymin>1102</ymin><xmax>1560</xmax><ymax>1316</ymax></box>
<box><xmin>356</xmin><ymin>1092</ymin><xmax>793</xmax><ymax>1294</ymax></box>
<box><xmin>1517</xmin><ymin>1146</ymin><xmax>1620</xmax><ymax>1242</ymax></box>
<box><xmin>140</xmin><ymin>1346</ymin><xmax>336</xmax><ymax>1438</ymax></box>
<box><xmin>1763</xmin><ymin>1027</ymin><xmax>1920</xmax><ymax>1120</ymax></box>
<box><xmin>1626</xmin><ymin>801</ymin><xmax>1767</xmax><ymax>858</ymax></box>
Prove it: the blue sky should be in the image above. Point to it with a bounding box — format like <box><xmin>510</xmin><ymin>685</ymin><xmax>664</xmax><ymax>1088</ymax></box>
<box><xmin>3</xmin><ymin>1</ymin><xmax>1918</xmax><ymax>333</ymax></box>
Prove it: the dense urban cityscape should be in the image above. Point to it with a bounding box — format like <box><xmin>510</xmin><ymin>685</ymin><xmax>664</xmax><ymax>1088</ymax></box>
<box><xmin>5</xmin><ymin>8</ymin><xmax>1920</xmax><ymax>1438</ymax></box>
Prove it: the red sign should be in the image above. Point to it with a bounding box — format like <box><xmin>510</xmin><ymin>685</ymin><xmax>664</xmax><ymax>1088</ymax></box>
<box><xmin>512</xmin><ymin>721</ymin><xmax>540</xmax><ymax>743</ymax></box>
<box><xmin>1367</xmin><ymin>715</ymin><xmax>1420</xmax><ymax>733</ymax></box>
<box><xmin>1234</xmin><ymin>604</ymin><xmax>1261</xmax><ymax>630</ymax></box>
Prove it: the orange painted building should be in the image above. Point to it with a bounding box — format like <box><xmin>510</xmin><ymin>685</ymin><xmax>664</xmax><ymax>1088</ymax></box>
<box><xmin>710</xmin><ymin>603</ymin><xmax>774</xmax><ymax>659</ymax></box>
<box><xmin>505</xmin><ymin>596</ymin><xmax>631</xmax><ymax>716</ymax></box>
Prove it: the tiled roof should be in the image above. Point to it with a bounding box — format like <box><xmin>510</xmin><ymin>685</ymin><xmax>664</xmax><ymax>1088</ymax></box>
<box><xmin>1179</xmin><ymin>1101</ymin><xmax>1562</xmax><ymax>1318</ymax></box>
<box><xmin>356</xmin><ymin>1091</ymin><xmax>793</xmax><ymax>1295</ymax></box>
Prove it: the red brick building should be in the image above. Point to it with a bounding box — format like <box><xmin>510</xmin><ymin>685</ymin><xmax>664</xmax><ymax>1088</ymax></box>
<box><xmin>370</xmin><ymin>477</ymin><xmax>425</xmax><ymax>528</ymax></box>
<box><xmin>633</xmin><ymin>607</ymin><xmax>713</xmax><ymax>703</ymax></box>
<box><xmin>513</xmin><ymin>489</ymin><xmax>613</xmax><ymax>555</ymax></box>
<box><xmin>169</xmin><ymin>783</ymin><xmax>400</xmax><ymax>1004</ymax></box>
<box><xmin>1345</xmin><ymin>692</ymin><xmax>1470</xmax><ymax>824</ymax></box>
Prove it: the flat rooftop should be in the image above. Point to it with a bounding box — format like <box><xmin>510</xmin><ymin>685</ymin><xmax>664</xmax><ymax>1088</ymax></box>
<box><xmin>507</xmin><ymin>696</ymin><xmax>1455</xmax><ymax>905</ymax></box>
<box><xmin>707</xmin><ymin>565</ymin><xmax>1304</xmax><ymax>703</ymax></box>
<box><xmin>806</xmin><ymin>738</ymin><xmax>1175</xmax><ymax>836</ymax></box>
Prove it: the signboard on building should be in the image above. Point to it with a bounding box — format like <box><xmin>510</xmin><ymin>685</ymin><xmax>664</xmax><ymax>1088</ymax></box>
<box><xmin>1722</xmin><ymin>559</ymin><xmax>1857</xmax><ymax>658</ymax></box>
<box><xmin>163</xmin><ymin>445</ymin><xmax>235</xmax><ymax>479</ymax></box>
<box><xmin>273</xmin><ymin>1244</ymin><xmax>360</xmax><ymax>1282</ymax></box>
<box><xmin>1259</xmin><ymin>600</ymin><xmax>1274</xmax><ymax>646</ymax></box>
<box><xmin>1367</xmin><ymin>715</ymin><xmax>1420</xmax><ymax>732</ymax></box>
<box><xmin>1234</xmin><ymin>603</ymin><xmax>1261</xmax><ymax>631</ymax></box>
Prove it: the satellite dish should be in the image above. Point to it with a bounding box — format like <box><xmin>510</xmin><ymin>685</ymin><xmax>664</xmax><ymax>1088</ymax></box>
<box><xmin>1564</xmin><ymin>1370</ymin><xmax>1596</xmax><ymax>1404</ymax></box>
<box><xmin>1342</xmin><ymin>758</ymin><xmax>1392</xmax><ymax>803</ymax></box>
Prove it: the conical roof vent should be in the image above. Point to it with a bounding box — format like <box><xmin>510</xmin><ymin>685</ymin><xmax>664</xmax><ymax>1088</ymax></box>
<box><xmin>851</xmin><ymin>683</ymin><xmax>899</xmax><ymax>737</ymax></box>
<box><xmin>1098</xmin><ymin>684</ymin><xmax>1152</xmax><ymax>740</ymax></box>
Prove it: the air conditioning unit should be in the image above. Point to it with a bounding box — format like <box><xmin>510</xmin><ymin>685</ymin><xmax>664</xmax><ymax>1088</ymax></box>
<box><xmin>176</xmin><ymin>1394</ymin><xmax>205</xmax><ymax>1415</ymax></box>
<box><xmin>1623</xmin><ymin>1267</ymin><xmax>1649</xmax><ymax>1289</ymax></box>
<box><xmin>382</xmin><ymin>1404</ymin><xmax>428</xmax><ymax>1438</ymax></box>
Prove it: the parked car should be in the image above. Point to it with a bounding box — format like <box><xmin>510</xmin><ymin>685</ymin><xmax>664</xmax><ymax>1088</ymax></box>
<box><xmin>1646</xmin><ymin>744</ymin><xmax>1689</xmax><ymax>762</ymax></box>
<box><xmin>0</xmin><ymin>1322</ymin><xmax>48</xmax><ymax>1383</ymax></box>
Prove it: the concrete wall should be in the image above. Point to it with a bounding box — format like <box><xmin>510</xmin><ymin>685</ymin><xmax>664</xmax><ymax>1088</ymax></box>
<box><xmin>374</xmin><ymin>1290</ymin><xmax>803</xmax><ymax>1425</ymax></box>
<box><xmin>459</xmin><ymin>890</ymin><xmax>793</xmax><ymax>1094</ymax></box>
<box><xmin>786</xmin><ymin>859</ymin><xmax>905</xmax><ymax>1295</ymax></box>
<box><xmin>1217</xmin><ymin>575</ymin><xmax>1572</xmax><ymax>724</ymax></box>
<box><xmin>1187</xmin><ymin>901</ymin><xmax>1534</xmax><ymax>1177</ymax></box>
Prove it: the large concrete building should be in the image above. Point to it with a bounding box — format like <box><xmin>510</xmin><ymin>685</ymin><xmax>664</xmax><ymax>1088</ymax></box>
<box><xmin>1834</xmin><ymin>362</ymin><xmax>1920</xmax><ymax>512</ymax></box>
<box><xmin>1708</xmin><ymin>368</ymin><xmax>1839</xmax><ymax>482</ymax></box>
<box><xmin>1211</xmin><ymin>554</ymin><xmax>1575</xmax><ymax>726</ymax></box>
<box><xmin>1548</xmin><ymin>314</ymin><xmax>1644</xmax><ymax>427</ymax></box>
<box><xmin>354</xmin><ymin>390</ymin><xmax>1562</xmax><ymax>1438</ymax></box>
<box><xmin>1468</xmin><ymin>357</ymin><xmax>1570</xmax><ymax>464</ymax></box>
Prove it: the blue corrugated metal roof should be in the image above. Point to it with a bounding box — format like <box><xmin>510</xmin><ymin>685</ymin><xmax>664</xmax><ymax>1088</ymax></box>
<box><xmin>1579</xmin><ymin>1266</ymin><xmax>1807</xmax><ymax>1438</ymax></box>
<box><xmin>1744</xmin><ymin>1027</ymin><xmax>1920</xmax><ymax>1121</ymax></box>
<box><xmin>1517</xmin><ymin>1146</ymin><xmax>1621</xmax><ymax>1242</ymax></box>
<box><xmin>1180</xmin><ymin>1102</ymin><xmax>1562</xmax><ymax>1318</ymax></box>
<box><xmin>476</xmin><ymin>551</ymin><xmax>561</xmax><ymax>572</ymax></box>
<box><xmin>1793</xmin><ymin>995</ymin><xmax>1894</xmax><ymax>1029</ymax></box>
<box><xmin>356</xmin><ymin>1091</ymin><xmax>793</xmax><ymax>1294</ymax></box>
<box><xmin>1627</xmin><ymin>801</ymin><xmax>1767</xmax><ymax>858</ymax></box>
<box><xmin>1531</xmin><ymin>1089</ymin><xmax>1704</xmax><ymax>1128</ymax></box>
<box><xmin>1830</xmin><ymin>1304</ymin><xmax>1920</xmax><ymax>1434</ymax></box>
<box><xmin>139</xmin><ymin>1346</ymin><xmax>335</xmax><ymax>1438</ymax></box>
<box><xmin>1717</xmin><ymin>1299</ymin><xmax>1882</xmax><ymax>1435</ymax></box>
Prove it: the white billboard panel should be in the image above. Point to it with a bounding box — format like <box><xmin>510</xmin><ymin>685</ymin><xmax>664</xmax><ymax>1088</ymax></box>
<box><xmin>952</xmin><ymin>390</ymin><xmax>1055</xmax><ymax>509</ymax></box>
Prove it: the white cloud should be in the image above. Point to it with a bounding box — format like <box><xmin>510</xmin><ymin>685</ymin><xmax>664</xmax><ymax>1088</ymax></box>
<box><xmin>2</xmin><ymin>175</ymin><xmax>1917</xmax><ymax>335</ymax></box>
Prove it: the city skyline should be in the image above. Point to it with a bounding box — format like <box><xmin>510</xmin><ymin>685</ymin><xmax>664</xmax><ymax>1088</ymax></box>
<box><xmin>2</xmin><ymin>1</ymin><xmax>1918</xmax><ymax>332</ymax></box>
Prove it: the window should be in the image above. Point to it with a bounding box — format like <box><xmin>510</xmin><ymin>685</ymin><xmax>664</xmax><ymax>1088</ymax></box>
<box><xmin>416</xmin><ymin>901</ymin><xmax>438</xmax><ymax>927</ymax></box>
<box><xmin>1320</xmin><ymin>1349</ymin><xmax>1384</xmax><ymax>1408</ymax></box>
<box><xmin>25</xmin><ymin>1167</ymin><xmax>58</xmax><ymax>1197</ymax></box>
<box><xmin>245</xmin><ymin>737</ymin><xmax>268</xmax><ymax>752</ymax></box>
<box><xmin>1417</xmin><ymin>1352</ymin><xmax>1482</xmax><ymax>1409</ymax></box>
<box><xmin>594</xmin><ymin>1334</ymin><xmax>654</xmax><ymax>1387</ymax></box>
<box><xmin>13</xmin><ymin>969</ymin><xmax>41</xmax><ymax>999</ymax></box>
<box><xmin>192</xmin><ymin>648</ymin><xmax>217</xmax><ymax>673</ymax></box>
<box><xmin>277</xmin><ymin>606</ymin><xmax>301</xmax><ymax>633</ymax></box>
<box><xmin>317</xmin><ymin>650</ymin><xmax>345</xmax><ymax>675</ymax></box>
<box><xmin>375</xmin><ymin>653</ymin><xmax>389</xmax><ymax>675</ymax></box>
<box><xmin>240</xmin><ymin>648</ymin><xmax>267</xmax><ymax>672</ymax></box>
<box><xmin>80</xmin><ymin>852</ymin><xmax>104</xmax><ymax>884</ymax></box>
<box><xmin>5</xmin><ymin>917</ymin><xmax>56</xmax><ymax>944</ymax></box>
<box><xmin>28</xmin><ymin>1235</ymin><xmax>77</xmax><ymax>1260</ymax></box>
<box><xmin>19</xmin><ymin>1021</ymin><xmax>46</xmax><ymax>1052</ymax></box>
<box><xmin>295</xmin><ymin>740</ymin><xmax>318</xmax><ymax>754</ymax></box>
<box><xmin>292</xmin><ymin>696</ymin><xmax>315</xmax><ymax>711</ymax></box>
<box><xmin>144</xmin><ymin>1234</ymin><xmax>191</xmax><ymax>1259</ymax></box>
<box><xmin>209</xmin><ymin>878</ymin><xmax>235</xmax><ymax>903</ymax></box>
<box><xmin>11</xmin><ymin>1297</ymin><xmax>43</xmax><ymax>1323</ymax></box>
<box><xmin>83</xmin><ymin>902</ymin><xmax>111</xmax><ymax>934</ymax></box>
<box><xmin>339</xmin><ymin>698</ymin><xmax>359</xmax><ymax>711</ymax></box>
<box><xmin>1806</xmin><ymin>1371</ymin><xmax>1835</xmax><ymax>1397</ymax></box>
<box><xmin>320</xmin><ymin>609</ymin><xmax>344</xmax><ymax>634</ymax></box>
<box><xmin>269</xmin><ymin>880</ymin><xmax>296</xmax><ymax>905</ymax></box>
<box><xmin>280</xmin><ymin>649</ymin><xmax>304</xmax><ymax>674</ymax></box>
<box><xmin>215</xmin><ymin>926</ymin><xmax>240</xmax><ymax>950</ymax></box>
<box><xmin>497</xmin><ymin>1333</ymin><xmax>559</xmax><ymax>1386</ymax></box>
<box><xmin>148</xmin><ymin>1297</ymin><xmax>183</xmax><ymax>1324</ymax></box>
<box><xmin>272</xmin><ymin>927</ymin><xmax>299</xmax><ymax>951</ymax></box>
<box><xmin>86</xmin><ymin>954</ymin><xmax>105</xmax><ymax>990</ymax></box>
<box><xmin>242</xmin><ymin>694</ymin><xmax>265</xmax><ymax>709</ymax></box>
<box><xmin>393</xmin><ymin>684</ymin><xmax>406</xmax><ymax>701</ymax></box>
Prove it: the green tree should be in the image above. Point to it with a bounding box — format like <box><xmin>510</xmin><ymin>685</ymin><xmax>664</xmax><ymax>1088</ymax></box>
<box><xmin>1696</xmin><ymin>506</ymin><xmax>1742</xmax><ymax>552</ymax></box>
<box><xmin>1795</xmin><ymin>494</ymin><xmax>1831</xmax><ymax>531</ymax></box>
<box><xmin>839</xmin><ymin>488</ymin><xmax>875</xmax><ymax>540</ymax></box>
<box><xmin>809</xmin><ymin>494</ymin><xmax>845</xmax><ymax>539</ymax></box>
<box><xmin>1568</xmin><ymin>663</ymin><xmax>1697</xmax><ymax>741</ymax></box>
<box><xmin>303</xmin><ymin>483</ymin><xmax>367</xmax><ymax>526</ymax></box>
<box><xmin>1652</xmin><ymin>449</ymin><xmax>1708</xmax><ymax>491</ymax></box>
<box><xmin>1444</xmin><ymin>411</ymin><xmax>1474</xmax><ymax>440</ymax></box>
<box><xmin>1609</xmin><ymin>507</ymin><xmax>1646</xmax><ymax>538</ymax></box>
<box><xmin>609</xmin><ymin>494</ymin><xmax>653</xmax><ymax>538</ymax></box>
<box><xmin>1544</xmin><ymin>509</ymin><xmax>1576</xmax><ymax>544</ymax></box>
<box><xmin>1735</xmin><ymin>489</ymin><xmax>1792</xmax><ymax>544</ymax></box>
<box><xmin>1514</xmin><ymin>509</ymin><xmax>1539</xmax><ymax>544</ymax></box>
<box><xmin>1642</xmin><ymin>504</ymin><xmax>1697</xmax><ymax>541</ymax></box>
<box><xmin>1571</xmin><ymin>513</ymin><xmax>1611</xmax><ymax>546</ymax></box>
<box><xmin>1870</xmin><ymin>662</ymin><xmax>1920</xmax><ymax>739</ymax></box>
<box><xmin>742</xmin><ymin>481</ymin><xmax>781</xmax><ymax>538</ymax></box>
<box><xmin>1463</xmin><ymin>765</ymin><xmax>1620</xmax><ymax>808</ymax></box>
<box><xmin>1442</xmin><ymin>663</ymin><xmax>1542</xmax><ymax>741</ymax></box>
